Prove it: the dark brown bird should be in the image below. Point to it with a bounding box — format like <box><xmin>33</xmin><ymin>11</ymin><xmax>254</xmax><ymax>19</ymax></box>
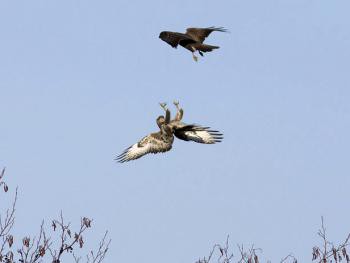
<box><xmin>159</xmin><ymin>26</ymin><xmax>228</xmax><ymax>61</ymax></box>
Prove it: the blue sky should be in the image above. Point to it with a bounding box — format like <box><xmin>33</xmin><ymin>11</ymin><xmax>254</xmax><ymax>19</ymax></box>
<box><xmin>0</xmin><ymin>0</ymin><xmax>350</xmax><ymax>262</ymax></box>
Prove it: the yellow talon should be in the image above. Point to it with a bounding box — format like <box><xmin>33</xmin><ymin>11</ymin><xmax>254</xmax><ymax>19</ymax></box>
<box><xmin>192</xmin><ymin>54</ymin><xmax>198</xmax><ymax>62</ymax></box>
<box><xmin>159</xmin><ymin>102</ymin><xmax>167</xmax><ymax>111</ymax></box>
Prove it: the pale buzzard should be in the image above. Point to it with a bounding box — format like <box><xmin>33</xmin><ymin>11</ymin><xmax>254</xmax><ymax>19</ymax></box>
<box><xmin>116</xmin><ymin>102</ymin><xmax>223</xmax><ymax>163</ymax></box>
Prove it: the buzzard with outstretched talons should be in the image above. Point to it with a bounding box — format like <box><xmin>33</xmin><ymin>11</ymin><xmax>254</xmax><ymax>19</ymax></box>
<box><xmin>116</xmin><ymin>102</ymin><xmax>223</xmax><ymax>163</ymax></box>
<box><xmin>159</xmin><ymin>26</ymin><xmax>228</xmax><ymax>61</ymax></box>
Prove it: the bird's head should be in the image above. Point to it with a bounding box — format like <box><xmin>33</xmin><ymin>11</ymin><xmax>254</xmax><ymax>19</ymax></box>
<box><xmin>156</xmin><ymin>115</ymin><xmax>165</xmax><ymax>128</ymax></box>
<box><xmin>159</xmin><ymin>31</ymin><xmax>169</xmax><ymax>40</ymax></box>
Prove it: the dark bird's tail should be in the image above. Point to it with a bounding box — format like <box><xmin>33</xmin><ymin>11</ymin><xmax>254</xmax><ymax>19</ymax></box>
<box><xmin>197</xmin><ymin>44</ymin><xmax>220</xmax><ymax>53</ymax></box>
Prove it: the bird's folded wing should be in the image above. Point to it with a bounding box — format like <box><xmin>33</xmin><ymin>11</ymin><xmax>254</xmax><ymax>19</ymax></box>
<box><xmin>116</xmin><ymin>133</ymin><xmax>172</xmax><ymax>163</ymax></box>
<box><xmin>186</xmin><ymin>27</ymin><xmax>227</xmax><ymax>43</ymax></box>
<box><xmin>174</xmin><ymin>125</ymin><xmax>223</xmax><ymax>144</ymax></box>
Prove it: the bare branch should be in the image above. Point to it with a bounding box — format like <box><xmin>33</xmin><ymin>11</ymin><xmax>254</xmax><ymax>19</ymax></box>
<box><xmin>86</xmin><ymin>231</ymin><xmax>111</xmax><ymax>263</ymax></box>
<box><xmin>49</xmin><ymin>212</ymin><xmax>92</xmax><ymax>262</ymax></box>
<box><xmin>0</xmin><ymin>168</ymin><xmax>111</xmax><ymax>263</ymax></box>
<box><xmin>0</xmin><ymin>168</ymin><xmax>9</xmax><ymax>193</ymax></box>
<box><xmin>17</xmin><ymin>221</ymin><xmax>51</xmax><ymax>263</ymax></box>
<box><xmin>312</xmin><ymin>217</ymin><xmax>350</xmax><ymax>263</ymax></box>
<box><xmin>195</xmin><ymin>236</ymin><xmax>234</xmax><ymax>263</ymax></box>
<box><xmin>280</xmin><ymin>254</ymin><xmax>298</xmax><ymax>263</ymax></box>
<box><xmin>0</xmin><ymin>170</ymin><xmax>17</xmax><ymax>261</ymax></box>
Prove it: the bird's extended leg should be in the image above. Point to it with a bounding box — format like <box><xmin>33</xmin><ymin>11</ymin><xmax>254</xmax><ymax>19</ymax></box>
<box><xmin>173</xmin><ymin>100</ymin><xmax>183</xmax><ymax>121</ymax></box>
<box><xmin>192</xmin><ymin>52</ymin><xmax>198</xmax><ymax>62</ymax></box>
<box><xmin>190</xmin><ymin>46</ymin><xmax>198</xmax><ymax>62</ymax></box>
<box><xmin>159</xmin><ymin>102</ymin><xmax>171</xmax><ymax>124</ymax></box>
<box><xmin>159</xmin><ymin>102</ymin><xmax>167</xmax><ymax>112</ymax></box>
<box><xmin>173</xmin><ymin>100</ymin><xmax>180</xmax><ymax>111</ymax></box>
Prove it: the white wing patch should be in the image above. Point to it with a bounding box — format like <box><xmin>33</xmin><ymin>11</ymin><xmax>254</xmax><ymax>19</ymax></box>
<box><xmin>116</xmin><ymin>134</ymin><xmax>173</xmax><ymax>163</ymax></box>
<box><xmin>116</xmin><ymin>142</ymin><xmax>152</xmax><ymax>163</ymax></box>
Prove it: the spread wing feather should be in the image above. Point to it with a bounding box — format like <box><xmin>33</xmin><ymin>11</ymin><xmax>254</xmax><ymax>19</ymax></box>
<box><xmin>116</xmin><ymin>132</ymin><xmax>173</xmax><ymax>163</ymax></box>
<box><xmin>174</xmin><ymin>125</ymin><xmax>223</xmax><ymax>144</ymax></box>
<box><xmin>185</xmin><ymin>27</ymin><xmax>228</xmax><ymax>43</ymax></box>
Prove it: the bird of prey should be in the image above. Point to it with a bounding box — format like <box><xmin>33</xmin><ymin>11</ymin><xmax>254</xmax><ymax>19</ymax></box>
<box><xmin>116</xmin><ymin>102</ymin><xmax>223</xmax><ymax>163</ymax></box>
<box><xmin>159</xmin><ymin>26</ymin><xmax>228</xmax><ymax>61</ymax></box>
<box><xmin>161</xmin><ymin>101</ymin><xmax>223</xmax><ymax>144</ymax></box>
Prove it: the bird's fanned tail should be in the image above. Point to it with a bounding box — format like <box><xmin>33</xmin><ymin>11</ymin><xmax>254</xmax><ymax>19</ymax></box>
<box><xmin>196</xmin><ymin>44</ymin><xmax>220</xmax><ymax>53</ymax></box>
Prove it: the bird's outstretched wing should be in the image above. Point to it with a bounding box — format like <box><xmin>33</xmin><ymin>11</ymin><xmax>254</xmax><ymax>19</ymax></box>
<box><xmin>185</xmin><ymin>27</ymin><xmax>227</xmax><ymax>43</ymax></box>
<box><xmin>174</xmin><ymin>125</ymin><xmax>223</xmax><ymax>144</ymax></box>
<box><xmin>116</xmin><ymin>132</ymin><xmax>173</xmax><ymax>163</ymax></box>
<box><xmin>159</xmin><ymin>31</ymin><xmax>196</xmax><ymax>48</ymax></box>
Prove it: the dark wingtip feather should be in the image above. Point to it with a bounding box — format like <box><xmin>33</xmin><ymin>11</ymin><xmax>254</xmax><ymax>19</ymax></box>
<box><xmin>208</xmin><ymin>26</ymin><xmax>229</xmax><ymax>33</ymax></box>
<box><xmin>115</xmin><ymin>155</ymin><xmax>125</xmax><ymax>162</ymax></box>
<box><xmin>117</xmin><ymin>156</ymin><xmax>128</xmax><ymax>163</ymax></box>
<box><xmin>115</xmin><ymin>151</ymin><xmax>126</xmax><ymax>159</ymax></box>
<box><xmin>115</xmin><ymin>146</ymin><xmax>131</xmax><ymax>163</ymax></box>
